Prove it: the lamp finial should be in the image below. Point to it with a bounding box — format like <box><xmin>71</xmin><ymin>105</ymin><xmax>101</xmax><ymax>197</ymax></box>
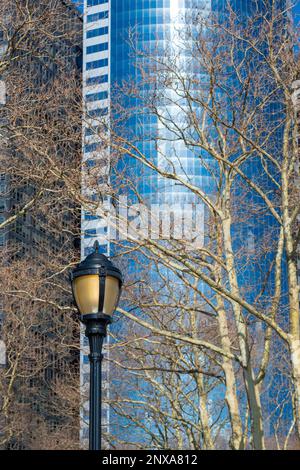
<box><xmin>94</xmin><ymin>240</ymin><xmax>100</xmax><ymax>253</ymax></box>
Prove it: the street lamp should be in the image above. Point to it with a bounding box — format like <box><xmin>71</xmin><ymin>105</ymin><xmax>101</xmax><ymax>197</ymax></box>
<box><xmin>70</xmin><ymin>240</ymin><xmax>122</xmax><ymax>450</ymax></box>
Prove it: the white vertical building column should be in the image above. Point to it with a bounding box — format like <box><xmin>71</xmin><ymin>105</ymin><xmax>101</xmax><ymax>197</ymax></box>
<box><xmin>81</xmin><ymin>0</ymin><xmax>111</xmax><ymax>449</ymax></box>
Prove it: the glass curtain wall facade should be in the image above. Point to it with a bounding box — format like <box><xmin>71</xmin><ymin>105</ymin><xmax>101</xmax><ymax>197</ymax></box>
<box><xmin>82</xmin><ymin>0</ymin><xmax>214</xmax><ymax>448</ymax></box>
<box><xmin>110</xmin><ymin>1</ymin><xmax>213</xmax><ymax>447</ymax></box>
<box><xmin>82</xmin><ymin>0</ymin><xmax>289</xmax><ymax>447</ymax></box>
<box><xmin>111</xmin><ymin>0</ymin><xmax>212</xmax><ymax>206</ymax></box>
<box><xmin>212</xmin><ymin>0</ymin><xmax>291</xmax><ymax>437</ymax></box>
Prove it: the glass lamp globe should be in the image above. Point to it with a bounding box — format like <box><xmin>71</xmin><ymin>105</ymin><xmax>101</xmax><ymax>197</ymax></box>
<box><xmin>70</xmin><ymin>241</ymin><xmax>122</xmax><ymax>317</ymax></box>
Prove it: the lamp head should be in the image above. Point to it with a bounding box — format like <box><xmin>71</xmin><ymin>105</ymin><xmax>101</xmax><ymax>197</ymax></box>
<box><xmin>70</xmin><ymin>241</ymin><xmax>122</xmax><ymax>317</ymax></box>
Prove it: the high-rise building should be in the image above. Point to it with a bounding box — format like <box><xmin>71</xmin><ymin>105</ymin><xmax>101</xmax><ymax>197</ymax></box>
<box><xmin>81</xmin><ymin>0</ymin><xmax>224</xmax><ymax>449</ymax></box>
<box><xmin>81</xmin><ymin>0</ymin><xmax>293</xmax><ymax>449</ymax></box>
<box><xmin>0</xmin><ymin>0</ymin><xmax>82</xmax><ymax>449</ymax></box>
<box><xmin>81</xmin><ymin>0</ymin><xmax>111</xmax><ymax>449</ymax></box>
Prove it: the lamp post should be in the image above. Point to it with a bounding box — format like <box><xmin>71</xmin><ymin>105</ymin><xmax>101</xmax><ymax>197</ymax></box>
<box><xmin>70</xmin><ymin>241</ymin><xmax>122</xmax><ymax>450</ymax></box>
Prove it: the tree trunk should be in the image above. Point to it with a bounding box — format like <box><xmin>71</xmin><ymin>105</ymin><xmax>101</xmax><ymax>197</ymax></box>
<box><xmin>197</xmin><ymin>371</ymin><xmax>215</xmax><ymax>450</ymax></box>
<box><xmin>243</xmin><ymin>364</ymin><xmax>265</xmax><ymax>450</ymax></box>
<box><xmin>217</xmin><ymin>295</ymin><xmax>244</xmax><ymax>449</ymax></box>
<box><xmin>190</xmin><ymin>290</ymin><xmax>214</xmax><ymax>450</ymax></box>
<box><xmin>222</xmin><ymin>196</ymin><xmax>265</xmax><ymax>449</ymax></box>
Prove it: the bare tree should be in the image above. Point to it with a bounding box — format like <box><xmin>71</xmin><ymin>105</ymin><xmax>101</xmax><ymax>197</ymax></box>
<box><xmin>1</xmin><ymin>0</ymin><xmax>300</xmax><ymax>452</ymax></box>
<box><xmin>0</xmin><ymin>0</ymin><xmax>83</xmax><ymax>450</ymax></box>
<box><xmin>80</xmin><ymin>0</ymin><xmax>300</xmax><ymax>450</ymax></box>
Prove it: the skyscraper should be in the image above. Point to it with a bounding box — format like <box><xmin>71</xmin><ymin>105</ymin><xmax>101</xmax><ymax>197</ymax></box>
<box><xmin>82</xmin><ymin>0</ymin><xmax>294</xmax><ymax>449</ymax></box>
<box><xmin>81</xmin><ymin>0</ymin><xmax>226</xmax><ymax>449</ymax></box>
<box><xmin>0</xmin><ymin>0</ymin><xmax>82</xmax><ymax>449</ymax></box>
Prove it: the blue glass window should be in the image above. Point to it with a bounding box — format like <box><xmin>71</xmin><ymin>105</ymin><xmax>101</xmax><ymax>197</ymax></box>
<box><xmin>87</xmin><ymin>11</ymin><xmax>109</xmax><ymax>23</ymax></box>
<box><xmin>84</xmin><ymin>142</ymin><xmax>101</xmax><ymax>153</ymax></box>
<box><xmin>85</xmin><ymin>159</ymin><xmax>96</xmax><ymax>167</ymax></box>
<box><xmin>84</xmin><ymin>228</ymin><xmax>97</xmax><ymax>238</ymax></box>
<box><xmin>86</xmin><ymin>74</ymin><xmax>108</xmax><ymax>86</ymax></box>
<box><xmin>87</xmin><ymin>0</ymin><xmax>108</xmax><ymax>6</ymax></box>
<box><xmin>88</xmin><ymin>107</ymin><xmax>108</xmax><ymax>118</ymax></box>
<box><xmin>83</xmin><ymin>355</ymin><xmax>89</xmax><ymax>364</ymax></box>
<box><xmin>86</xmin><ymin>26</ymin><xmax>108</xmax><ymax>39</ymax></box>
<box><xmin>98</xmin><ymin>244</ymin><xmax>108</xmax><ymax>254</ymax></box>
<box><xmin>86</xmin><ymin>42</ymin><xmax>108</xmax><ymax>54</ymax></box>
<box><xmin>86</xmin><ymin>58</ymin><xmax>108</xmax><ymax>70</ymax></box>
<box><xmin>84</xmin><ymin>211</ymin><xmax>99</xmax><ymax>221</ymax></box>
<box><xmin>86</xmin><ymin>91</ymin><xmax>108</xmax><ymax>102</ymax></box>
<box><xmin>85</xmin><ymin>125</ymin><xmax>101</xmax><ymax>136</ymax></box>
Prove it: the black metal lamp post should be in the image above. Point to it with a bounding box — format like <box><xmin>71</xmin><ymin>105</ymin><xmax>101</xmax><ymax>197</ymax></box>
<box><xmin>70</xmin><ymin>241</ymin><xmax>122</xmax><ymax>451</ymax></box>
